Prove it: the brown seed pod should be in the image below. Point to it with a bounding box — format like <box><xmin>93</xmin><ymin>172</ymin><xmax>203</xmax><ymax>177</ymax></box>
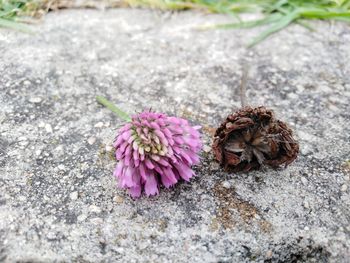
<box><xmin>212</xmin><ymin>106</ymin><xmax>299</xmax><ymax>172</ymax></box>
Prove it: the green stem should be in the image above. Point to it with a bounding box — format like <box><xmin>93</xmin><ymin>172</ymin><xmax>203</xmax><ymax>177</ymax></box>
<box><xmin>96</xmin><ymin>96</ymin><xmax>131</xmax><ymax>122</ymax></box>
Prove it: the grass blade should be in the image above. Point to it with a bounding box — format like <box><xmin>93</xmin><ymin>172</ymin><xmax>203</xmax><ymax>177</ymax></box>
<box><xmin>207</xmin><ymin>13</ymin><xmax>283</xmax><ymax>30</ymax></box>
<box><xmin>0</xmin><ymin>17</ymin><xmax>32</xmax><ymax>32</ymax></box>
<box><xmin>296</xmin><ymin>19</ymin><xmax>315</xmax><ymax>31</ymax></box>
<box><xmin>248</xmin><ymin>11</ymin><xmax>299</xmax><ymax>47</ymax></box>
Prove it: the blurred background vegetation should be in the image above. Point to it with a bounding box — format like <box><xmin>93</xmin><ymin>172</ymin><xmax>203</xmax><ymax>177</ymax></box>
<box><xmin>1</xmin><ymin>0</ymin><xmax>350</xmax><ymax>45</ymax></box>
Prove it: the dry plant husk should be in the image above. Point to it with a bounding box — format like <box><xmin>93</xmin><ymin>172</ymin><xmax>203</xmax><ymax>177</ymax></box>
<box><xmin>212</xmin><ymin>106</ymin><xmax>299</xmax><ymax>172</ymax></box>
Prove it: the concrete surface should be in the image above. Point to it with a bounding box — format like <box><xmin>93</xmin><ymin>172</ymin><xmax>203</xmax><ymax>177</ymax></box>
<box><xmin>0</xmin><ymin>8</ymin><xmax>350</xmax><ymax>262</ymax></box>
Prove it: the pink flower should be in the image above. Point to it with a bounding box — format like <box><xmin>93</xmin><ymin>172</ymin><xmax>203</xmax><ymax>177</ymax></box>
<box><xmin>113</xmin><ymin>111</ymin><xmax>201</xmax><ymax>198</ymax></box>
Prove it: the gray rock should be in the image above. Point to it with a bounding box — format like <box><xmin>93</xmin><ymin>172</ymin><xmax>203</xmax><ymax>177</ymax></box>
<box><xmin>44</xmin><ymin>123</ymin><xmax>53</xmax><ymax>133</ymax></box>
<box><xmin>70</xmin><ymin>191</ymin><xmax>78</xmax><ymax>200</ymax></box>
<box><xmin>28</xmin><ymin>97</ymin><xmax>42</xmax><ymax>103</ymax></box>
<box><xmin>341</xmin><ymin>184</ymin><xmax>348</xmax><ymax>192</ymax></box>
<box><xmin>87</xmin><ymin>136</ymin><xmax>97</xmax><ymax>145</ymax></box>
<box><xmin>0</xmin><ymin>8</ymin><xmax>349</xmax><ymax>263</ymax></box>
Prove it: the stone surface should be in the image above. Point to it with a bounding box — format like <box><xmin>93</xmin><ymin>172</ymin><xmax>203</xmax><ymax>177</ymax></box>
<box><xmin>1</xmin><ymin>8</ymin><xmax>350</xmax><ymax>263</ymax></box>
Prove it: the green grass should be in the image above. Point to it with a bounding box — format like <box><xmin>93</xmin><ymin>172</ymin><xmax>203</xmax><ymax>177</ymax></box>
<box><xmin>0</xmin><ymin>0</ymin><xmax>34</xmax><ymax>31</ymax></box>
<box><xmin>1</xmin><ymin>0</ymin><xmax>350</xmax><ymax>46</ymax></box>
<box><xmin>125</xmin><ymin>0</ymin><xmax>350</xmax><ymax>46</ymax></box>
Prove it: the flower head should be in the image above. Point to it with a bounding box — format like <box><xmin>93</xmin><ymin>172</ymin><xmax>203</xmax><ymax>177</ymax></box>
<box><xmin>113</xmin><ymin>111</ymin><xmax>201</xmax><ymax>198</ymax></box>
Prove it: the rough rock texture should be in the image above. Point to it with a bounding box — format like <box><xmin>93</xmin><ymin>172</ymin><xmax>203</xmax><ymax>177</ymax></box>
<box><xmin>0</xmin><ymin>9</ymin><xmax>349</xmax><ymax>262</ymax></box>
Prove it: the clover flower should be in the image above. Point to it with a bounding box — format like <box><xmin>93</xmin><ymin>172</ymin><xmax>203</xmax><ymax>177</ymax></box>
<box><xmin>113</xmin><ymin>111</ymin><xmax>201</xmax><ymax>198</ymax></box>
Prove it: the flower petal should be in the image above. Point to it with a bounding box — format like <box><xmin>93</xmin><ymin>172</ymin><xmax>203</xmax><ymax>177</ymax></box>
<box><xmin>174</xmin><ymin>163</ymin><xmax>194</xmax><ymax>182</ymax></box>
<box><xmin>145</xmin><ymin>173</ymin><xmax>159</xmax><ymax>196</ymax></box>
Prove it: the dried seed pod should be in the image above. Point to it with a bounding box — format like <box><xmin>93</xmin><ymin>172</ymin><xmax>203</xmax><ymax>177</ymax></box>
<box><xmin>212</xmin><ymin>106</ymin><xmax>299</xmax><ymax>172</ymax></box>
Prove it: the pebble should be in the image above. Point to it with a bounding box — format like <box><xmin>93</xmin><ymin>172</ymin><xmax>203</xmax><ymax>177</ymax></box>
<box><xmin>303</xmin><ymin>201</ymin><xmax>310</xmax><ymax>209</ymax></box>
<box><xmin>287</xmin><ymin>93</ymin><xmax>298</xmax><ymax>100</ymax></box>
<box><xmin>301</xmin><ymin>177</ymin><xmax>308</xmax><ymax>186</ymax></box>
<box><xmin>94</xmin><ymin>122</ymin><xmax>104</xmax><ymax>128</ymax></box>
<box><xmin>222</xmin><ymin>181</ymin><xmax>231</xmax><ymax>189</ymax></box>
<box><xmin>18</xmin><ymin>136</ymin><xmax>27</xmax><ymax>141</ymax></box>
<box><xmin>18</xmin><ymin>141</ymin><xmax>29</xmax><ymax>147</ymax></box>
<box><xmin>341</xmin><ymin>184</ymin><xmax>348</xmax><ymax>192</ymax></box>
<box><xmin>47</xmin><ymin>232</ymin><xmax>56</xmax><ymax>239</ymax></box>
<box><xmin>57</xmin><ymin>164</ymin><xmax>66</xmax><ymax>171</ymax></box>
<box><xmin>23</xmin><ymin>80</ymin><xmax>31</xmax><ymax>86</ymax></box>
<box><xmin>54</xmin><ymin>145</ymin><xmax>65</xmax><ymax>157</ymax></box>
<box><xmin>139</xmin><ymin>242</ymin><xmax>149</xmax><ymax>250</ymax></box>
<box><xmin>211</xmin><ymin>162</ymin><xmax>220</xmax><ymax>170</ymax></box>
<box><xmin>89</xmin><ymin>205</ymin><xmax>102</xmax><ymax>213</ymax></box>
<box><xmin>105</xmin><ymin>145</ymin><xmax>114</xmax><ymax>152</ymax></box>
<box><xmin>45</xmin><ymin>124</ymin><xmax>53</xmax><ymax>133</ymax></box>
<box><xmin>70</xmin><ymin>191</ymin><xmax>78</xmax><ymax>200</ymax></box>
<box><xmin>80</xmin><ymin>162</ymin><xmax>89</xmax><ymax>171</ymax></box>
<box><xmin>90</xmin><ymin>218</ymin><xmax>103</xmax><ymax>225</ymax></box>
<box><xmin>29</xmin><ymin>97</ymin><xmax>42</xmax><ymax>103</ymax></box>
<box><xmin>203</xmin><ymin>145</ymin><xmax>211</xmax><ymax>153</ymax></box>
<box><xmin>77</xmin><ymin>214</ymin><xmax>87</xmax><ymax>222</ymax></box>
<box><xmin>266</xmin><ymin>250</ymin><xmax>273</xmax><ymax>259</ymax></box>
<box><xmin>113</xmin><ymin>195</ymin><xmax>124</xmax><ymax>204</ymax></box>
<box><xmin>87</xmin><ymin>137</ymin><xmax>96</xmax><ymax>145</ymax></box>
